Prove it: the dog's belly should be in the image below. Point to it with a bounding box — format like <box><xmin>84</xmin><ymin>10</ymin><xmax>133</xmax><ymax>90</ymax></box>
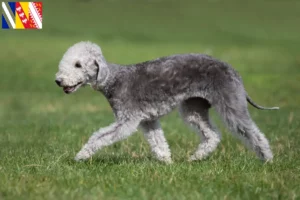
<box><xmin>140</xmin><ymin>93</ymin><xmax>191</xmax><ymax>120</ymax></box>
<box><xmin>150</xmin><ymin>101</ymin><xmax>176</xmax><ymax>117</ymax></box>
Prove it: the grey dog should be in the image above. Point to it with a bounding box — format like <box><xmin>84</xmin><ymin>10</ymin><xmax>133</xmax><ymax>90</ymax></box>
<box><xmin>55</xmin><ymin>41</ymin><xmax>278</xmax><ymax>163</ymax></box>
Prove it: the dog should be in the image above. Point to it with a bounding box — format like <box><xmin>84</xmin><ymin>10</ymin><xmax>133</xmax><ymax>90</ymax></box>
<box><xmin>55</xmin><ymin>41</ymin><xmax>278</xmax><ymax>163</ymax></box>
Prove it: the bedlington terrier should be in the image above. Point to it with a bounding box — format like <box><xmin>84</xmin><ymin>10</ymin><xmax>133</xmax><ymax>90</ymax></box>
<box><xmin>55</xmin><ymin>41</ymin><xmax>279</xmax><ymax>163</ymax></box>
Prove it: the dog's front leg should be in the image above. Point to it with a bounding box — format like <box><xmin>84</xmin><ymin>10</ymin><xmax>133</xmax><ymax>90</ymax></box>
<box><xmin>140</xmin><ymin>120</ymin><xmax>172</xmax><ymax>164</ymax></box>
<box><xmin>75</xmin><ymin>119</ymin><xmax>140</xmax><ymax>161</ymax></box>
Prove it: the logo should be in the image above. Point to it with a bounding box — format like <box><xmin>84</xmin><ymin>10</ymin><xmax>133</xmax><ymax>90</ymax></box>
<box><xmin>2</xmin><ymin>2</ymin><xmax>42</xmax><ymax>29</ymax></box>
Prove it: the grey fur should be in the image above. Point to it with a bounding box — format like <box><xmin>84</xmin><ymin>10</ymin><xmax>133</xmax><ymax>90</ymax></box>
<box><xmin>246</xmin><ymin>95</ymin><xmax>279</xmax><ymax>110</ymax></box>
<box><xmin>55</xmin><ymin>41</ymin><xmax>278</xmax><ymax>163</ymax></box>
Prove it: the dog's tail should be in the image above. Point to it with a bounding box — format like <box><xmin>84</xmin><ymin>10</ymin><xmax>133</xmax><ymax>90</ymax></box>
<box><xmin>246</xmin><ymin>95</ymin><xmax>279</xmax><ymax>110</ymax></box>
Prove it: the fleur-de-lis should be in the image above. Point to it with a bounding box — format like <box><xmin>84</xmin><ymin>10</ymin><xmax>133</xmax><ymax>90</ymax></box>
<box><xmin>19</xmin><ymin>12</ymin><xmax>24</xmax><ymax>17</ymax></box>
<box><xmin>22</xmin><ymin>18</ymin><xmax>28</xmax><ymax>23</ymax></box>
<box><xmin>16</xmin><ymin>7</ymin><xmax>21</xmax><ymax>12</ymax></box>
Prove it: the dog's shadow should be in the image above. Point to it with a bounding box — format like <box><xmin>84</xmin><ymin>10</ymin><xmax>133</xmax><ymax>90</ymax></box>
<box><xmin>94</xmin><ymin>154</ymin><xmax>151</xmax><ymax>165</ymax></box>
<box><xmin>67</xmin><ymin>154</ymin><xmax>156</xmax><ymax>166</ymax></box>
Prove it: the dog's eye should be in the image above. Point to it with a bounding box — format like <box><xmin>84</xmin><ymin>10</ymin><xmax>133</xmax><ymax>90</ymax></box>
<box><xmin>75</xmin><ymin>62</ymin><xmax>82</xmax><ymax>68</ymax></box>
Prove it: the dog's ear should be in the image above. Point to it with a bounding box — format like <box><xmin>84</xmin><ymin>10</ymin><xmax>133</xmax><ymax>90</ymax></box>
<box><xmin>95</xmin><ymin>57</ymin><xmax>108</xmax><ymax>83</ymax></box>
<box><xmin>94</xmin><ymin>60</ymin><xmax>100</xmax><ymax>79</ymax></box>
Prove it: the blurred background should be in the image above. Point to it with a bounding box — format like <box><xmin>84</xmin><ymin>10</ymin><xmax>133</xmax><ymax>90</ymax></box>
<box><xmin>0</xmin><ymin>0</ymin><xmax>299</xmax><ymax>199</ymax></box>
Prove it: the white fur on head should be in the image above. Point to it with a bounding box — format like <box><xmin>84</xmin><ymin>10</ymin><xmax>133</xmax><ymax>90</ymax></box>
<box><xmin>55</xmin><ymin>41</ymin><xmax>108</xmax><ymax>93</ymax></box>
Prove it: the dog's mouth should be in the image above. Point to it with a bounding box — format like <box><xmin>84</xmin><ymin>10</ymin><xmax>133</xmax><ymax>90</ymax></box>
<box><xmin>63</xmin><ymin>82</ymin><xmax>82</xmax><ymax>94</ymax></box>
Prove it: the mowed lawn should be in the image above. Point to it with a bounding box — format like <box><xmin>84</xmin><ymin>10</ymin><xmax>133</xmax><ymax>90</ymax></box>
<box><xmin>1</xmin><ymin>0</ymin><xmax>300</xmax><ymax>199</ymax></box>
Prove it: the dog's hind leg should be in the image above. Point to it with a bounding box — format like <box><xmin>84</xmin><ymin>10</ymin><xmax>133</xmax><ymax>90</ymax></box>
<box><xmin>214</xmin><ymin>92</ymin><xmax>273</xmax><ymax>162</ymax></box>
<box><xmin>179</xmin><ymin>98</ymin><xmax>221</xmax><ymax>161</ymax></box>
<box><xmin>140</xmin><ymin>120</ymin><xmax>172</xmax><ymax>164</ymax></box>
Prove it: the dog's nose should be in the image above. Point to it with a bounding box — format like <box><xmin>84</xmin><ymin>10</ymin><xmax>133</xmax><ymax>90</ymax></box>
<box><xmin>55</xmin><ymin>79</ymin><xmax>62</xmax><ymax>86</ymax></box>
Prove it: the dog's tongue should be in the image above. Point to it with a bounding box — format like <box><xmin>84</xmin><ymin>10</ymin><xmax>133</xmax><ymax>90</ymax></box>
<box><xmin>63</xmin><ymin>86</ymin><xmax>75</xmax><ymax>93</ymax></box>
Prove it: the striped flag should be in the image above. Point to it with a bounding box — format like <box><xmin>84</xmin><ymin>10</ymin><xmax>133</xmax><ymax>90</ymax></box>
<box><xmin>2</xmin><ymin>2</ymin><xmax>42</xmax><ymax>29</ymax></box>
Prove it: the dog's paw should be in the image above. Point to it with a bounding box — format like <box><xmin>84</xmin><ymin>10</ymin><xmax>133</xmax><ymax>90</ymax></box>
<box><xmin>163</xmin><ymin>158</ymin><xmax>173</xmax><ymax>164</ymax></box>
<box><xmin>74</xmin><ymin>148</ymin><xmax>92</xmax><ymax>161</ymax></box>
<box><xmin>156</xmin><ymin>156</ymin><xmax>173</xmax><ymax>164</ymax></box>
<box><xmin>188</xmin><ymin>153</ymin><xmax>205</xmax><ymax>162</ymax></box>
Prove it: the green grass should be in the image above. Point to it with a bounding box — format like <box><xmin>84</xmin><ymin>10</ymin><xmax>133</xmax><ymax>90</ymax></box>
<box><xmin>1</xmin><ymin>0</ymin><xmax>300</xmax><ymax>199</ymax></box>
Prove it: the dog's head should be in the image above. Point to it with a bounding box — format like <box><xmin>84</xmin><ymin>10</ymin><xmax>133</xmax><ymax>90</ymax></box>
<box><xmin>55</xmin><ymin>41</ymin><xmax>104</xmax><ymax>94</ymax></box>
